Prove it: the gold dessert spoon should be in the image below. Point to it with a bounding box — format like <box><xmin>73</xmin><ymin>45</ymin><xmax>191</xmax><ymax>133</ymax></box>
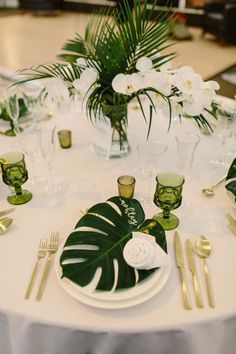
<box><xmin>202</xmin><ymin>175</ymin><xmax>226</xmax><ymax>196</ymax></box>
<box><xmin>195</xmin><ymin>236</ymin><xmax>215</xmax><ymax>308</ymax></box>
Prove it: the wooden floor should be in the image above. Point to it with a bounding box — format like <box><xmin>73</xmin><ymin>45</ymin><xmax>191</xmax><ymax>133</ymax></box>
<box><xmin>0</xmin><ymin>11</ymin><xmax>236</xmax><ymax>80</ymax></box>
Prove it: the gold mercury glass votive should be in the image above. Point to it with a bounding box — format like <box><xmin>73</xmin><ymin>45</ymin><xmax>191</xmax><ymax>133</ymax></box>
<box><xmin>57</xmin><ymin>130</ymin><xmax>72</xmax><ymax>148</ymax></box>
<box><xmin>117</xmin><ymin>175</ymin><xmax>136</xmax><ymax>198</ymax></box>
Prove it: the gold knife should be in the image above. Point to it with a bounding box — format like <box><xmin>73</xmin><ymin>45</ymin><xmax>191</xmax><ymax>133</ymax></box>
<box><xmin>186</xmin><ymin>239</ymin><xmax>204</xmax><ymax>308</ymax></box>
<box><xmin>174</xmin><ymin>231</ymin><xmax>192</xmax><ymax>310</ymax></box>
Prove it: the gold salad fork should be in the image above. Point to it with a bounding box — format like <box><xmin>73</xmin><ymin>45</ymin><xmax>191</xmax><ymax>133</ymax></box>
<box><xmin>36</xmin><ymin>231</ymin><xmax>59</xmax><ymax>301</ymax></box>
<box><xmin>24</xmin><ymin>239</ymin><xmax>47</xmax><ymax>299</ymax></box>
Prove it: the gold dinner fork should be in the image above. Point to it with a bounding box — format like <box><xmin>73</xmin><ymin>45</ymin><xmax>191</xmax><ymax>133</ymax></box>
<box><xmin>36</xmin><ymin>231</ymin><xmax>59</xmax><ymax>301</ymax></box>
<box><xmin>24</xmin><ymin>239</ymin><xmax>47</xmax><ymax>299</ymax></box>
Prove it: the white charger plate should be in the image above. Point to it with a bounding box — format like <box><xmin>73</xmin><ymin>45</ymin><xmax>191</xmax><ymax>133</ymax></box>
<box><xmin>55</xmin><ymin>245</ymin><xmax>171</xmax><ymax>309</ymax></box>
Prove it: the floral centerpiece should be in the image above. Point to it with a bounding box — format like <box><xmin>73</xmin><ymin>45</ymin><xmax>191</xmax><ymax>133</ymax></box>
<box><xmin>18</xmin><ymin>0</ymin><xmax>219</xmax><ymax>157</ymax></box>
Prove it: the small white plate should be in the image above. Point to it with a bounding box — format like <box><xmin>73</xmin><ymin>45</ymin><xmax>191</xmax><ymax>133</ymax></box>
<box><xmin>226</xmin><ymin>189</ymin><xmax>236</xmax><ymax>208</ymax></box>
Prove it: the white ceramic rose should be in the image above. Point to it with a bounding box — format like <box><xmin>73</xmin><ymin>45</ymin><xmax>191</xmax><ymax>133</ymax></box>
<box><xmin>123</xmin><ymin>232</ymin><xmax>169</xmax><ymax>270</ymax></box>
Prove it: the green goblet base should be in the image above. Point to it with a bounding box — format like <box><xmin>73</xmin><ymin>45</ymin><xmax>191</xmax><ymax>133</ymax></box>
<box><xmin>7</xmin><ymin>190</ymin><xmax>33</xmax><ymax>205</ymax></box>
<box><xmin>153</xmin><ymin>212</ymin><xmax>179</xmax><ymax>230</ymax></box>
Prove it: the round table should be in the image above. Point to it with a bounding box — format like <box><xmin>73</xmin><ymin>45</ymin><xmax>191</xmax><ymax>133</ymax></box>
<box><xmin>0</xmin><ymin>96</ymin><xmax>235</xmax><ymax>354</ymax></box>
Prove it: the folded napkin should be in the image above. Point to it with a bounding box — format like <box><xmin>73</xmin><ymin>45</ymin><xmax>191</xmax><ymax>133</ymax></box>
<box><xmin>123</xmin><ymin>232</ymin><xmax>169</xmax><ymax>270</ymax></box>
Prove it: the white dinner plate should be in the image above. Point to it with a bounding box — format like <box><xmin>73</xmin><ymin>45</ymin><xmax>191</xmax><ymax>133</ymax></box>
<box><xmin>55</xmin><ymin>245</ymin><xmax>171</xmax><ymax>309</ymax></box>
<box><xmin>226</xmin><ymin>189</ymin><xmax>236</xmax><ymax>208</ymax></box>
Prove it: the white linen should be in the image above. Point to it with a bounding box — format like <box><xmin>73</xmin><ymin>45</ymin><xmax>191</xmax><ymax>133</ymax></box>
<box><xmin>0</xmin><ymin>95</ymin><xmax>235</xmax><ymax>354</ymax></box>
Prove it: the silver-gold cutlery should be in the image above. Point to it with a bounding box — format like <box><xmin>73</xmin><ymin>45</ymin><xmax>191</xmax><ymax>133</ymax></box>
<box><xmin>225</xmin><ymin>213</ymin><xmax>236</xmax><ymax>236</ymax></box>
<box><xmin>195</xmin><ymin>236</ymin><xmax>215</xmax><ymax>308</ymax></box>
<box><xmin>0</xmin><ymin>207</ymin><xmax>14</xmax><ymax>218</ymax></box>
<box><xmin>186</xmin><ymin>239</ymin><xmax>204</xmax><ymax>308</ymax></box>
<box><xmin>24</xmin><ymin>239</ymin><xmax>47</xmax><ymax>299</ymax></box>
<box><xmin>36</xmin><ymin>231</ymin><xmax>59</xmax><ymax>301</ymax></box>
<box><xmin>227</xmin><ymin>222</ymin><xmax>236</xmax><ymax>237</ymax></box>
<box><xmin>174</xmin><ymin>231</ymin><xmax>192</xmax><ymax>310</ymax></box>
<box><xmin>202</xmin><ymin>175</ymin><xmax>226</xmax><ymax>196</ymax></box>
<box><xmin>0</xmin><ymin>217</ymin><xmax>13</xmax><ymax>233</ymax></box>
<box><xmin>226</xmin><ymin>212</ymin><xmax>236</xmax><ymax>226</ymax></box>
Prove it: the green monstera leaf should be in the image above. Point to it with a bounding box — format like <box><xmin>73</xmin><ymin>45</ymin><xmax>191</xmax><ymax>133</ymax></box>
<box><xmin>226</xmin><ymin>158</ymin><xmax>236</xmax><ymax>201</ymax></box>
<box><xmin>60</xmin><ymin>196</ymin><xmax>166</xmax><ymax>291</ymax></box>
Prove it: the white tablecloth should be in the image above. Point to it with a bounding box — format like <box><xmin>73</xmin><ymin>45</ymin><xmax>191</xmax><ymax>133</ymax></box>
<box><xmin>0</xmin><ymin>97</ymin><xmax>236</xmax><ymax>354</ymax></box>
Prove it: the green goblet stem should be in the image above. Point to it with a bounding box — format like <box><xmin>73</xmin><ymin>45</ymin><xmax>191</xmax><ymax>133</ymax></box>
<box><xmin>163</xmin><ymin>208</ymin><xmax>170</xmax><ymax>219</ymax></box>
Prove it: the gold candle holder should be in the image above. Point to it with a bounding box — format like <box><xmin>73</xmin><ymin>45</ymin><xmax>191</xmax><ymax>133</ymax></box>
<box><xmin>117</xmin><ymin>175</ymin><xmax>136</xmax><ymax>198</ymax></box>
<box><xmin>57</xmin><ymin>130</ymin><xmax>72</xmax><ymax>149</ymax></box>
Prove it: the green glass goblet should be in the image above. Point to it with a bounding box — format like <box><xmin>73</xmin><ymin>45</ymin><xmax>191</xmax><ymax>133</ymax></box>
<box><xmin>153</xmin><ymin>172</ymin><xmax>184</xmax><ymax>230</ymax></box>
<box><xmin>0</xmin><ymin>152</ymin><xmax>33</xmax><ymax>205</ymax></box>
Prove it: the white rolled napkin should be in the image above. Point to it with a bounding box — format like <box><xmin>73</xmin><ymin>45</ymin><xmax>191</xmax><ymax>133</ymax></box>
<box><xmin>123</xmin><ymin>232</ymin><xmax>169</xmax><ymax>270</ymax></box>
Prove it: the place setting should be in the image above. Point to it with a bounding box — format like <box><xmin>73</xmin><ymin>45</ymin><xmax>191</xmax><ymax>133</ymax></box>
<box><xmin>50</xmin><ymin>165</ymin><xmax>214</xmax><ymax>310</ymax></box>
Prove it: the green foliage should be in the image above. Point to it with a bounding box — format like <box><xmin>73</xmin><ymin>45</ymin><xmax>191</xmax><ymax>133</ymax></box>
<box><xmin>0</xmin><ymin>96</ymin><xmax>29</xmax><ymax>136</ymax></box>
<box><xmin>16</xmin><ymin>0</ymin><xmax>217</xmax><ymax>137</ymax></box>
<box><xmin>60</xmin><ymin>196</ymin><xmax>167</xmax><ymax>291</ymax></box>
<box><xmin>226</xmin><ymin>158</ymin><xmax>236</xmax><ymax>200</ymax></box>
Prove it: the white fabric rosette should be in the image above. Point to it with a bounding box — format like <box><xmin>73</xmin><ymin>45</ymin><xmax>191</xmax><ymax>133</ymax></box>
<box><xmin>123</xmin><ymin>232</ymin><xmax>169</xmax><ymax>270</ymax></box>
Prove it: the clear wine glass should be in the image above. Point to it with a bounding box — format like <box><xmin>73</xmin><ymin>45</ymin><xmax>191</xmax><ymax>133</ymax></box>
<box><xmin>137</xmin><ymin>141</ymin><xmax>167</xmax><ymax>204</ymax></box>
<box><xmin>5</xmin><ymin>91</ymin><xmax>20</xmax><ymax>135</ymax></box>
<box><xmin>37</xmin><ymin>124</ymin><xmax>63</xmax><ymax>197</ymax></box>
<box><xmin>17</xmin><ymin>123</ymin><xmax>44</xmax><ymax>185</ymax></box>
<box><xmin>175</xmin><ymin>132</ymin><xmax>201</xmax><ymax>178</ymax></box>
<box><xmin>175</xmin><ymin>132</ymin><xmax>200</xmax><ymax>212</ymax></box>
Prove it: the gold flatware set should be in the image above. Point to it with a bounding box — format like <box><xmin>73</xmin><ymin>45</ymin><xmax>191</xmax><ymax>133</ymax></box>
<box><xmin>225</xmin><ymin>212</ymin><xmax>236</xmax><ymax>236</ymax></box>
<box><xmin>24</xmin><ymin>231</ymin><xmax>59</xmax><ymax>301</ymax></box>
<box><xmin>174</xmin><ymin>231</ymin><xmax>214</xmax><ymax>310</ymax></box>
<box><xmin>0</xmin><ymin>208</ymin><xmax>14</xmax><ymax>234</ymax></box>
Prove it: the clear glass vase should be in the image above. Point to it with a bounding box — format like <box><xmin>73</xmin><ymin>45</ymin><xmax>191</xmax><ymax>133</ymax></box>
<box><xmin>92</xmin><ymin>104</ymin><xmax>130</xmax><ymax>158</ymax></box>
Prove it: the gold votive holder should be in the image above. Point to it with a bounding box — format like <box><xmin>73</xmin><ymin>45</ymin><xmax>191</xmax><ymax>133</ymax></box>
<box><xmin>117</xmin><ymin>175</ymin><xmax>136</xmax><ymax>198</ymax></box>
<box><xmin>58</xmin><ymin>130</ymin><xmax>72</xmax><ymax>149</ymax></box>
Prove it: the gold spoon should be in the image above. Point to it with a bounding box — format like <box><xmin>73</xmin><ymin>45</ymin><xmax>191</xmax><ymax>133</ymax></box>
<box><xmin>195</xmin><ymin>236</ymin><xmax>215</xmax><ymax>308</ymax></box>
<box><xmin>0</xmin><ymin>217</ymin><xmax>13</xmax><ymax>233</ymax></box>
<box><xmin>202</xmin><ymin>175</ymin><xmax>226</xmax><ymax>196</ymax></box>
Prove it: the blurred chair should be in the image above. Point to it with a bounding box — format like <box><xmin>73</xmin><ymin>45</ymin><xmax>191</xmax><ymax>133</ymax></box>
<box><xmin>202</xmin><ymin>0</ymin><xmax>236</xmax><ymax>44</ymax></box>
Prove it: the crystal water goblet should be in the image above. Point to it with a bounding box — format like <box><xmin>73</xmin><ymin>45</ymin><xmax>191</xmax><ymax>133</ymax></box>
<box><xmin>0</xmin><ymin>151</ymin><xmax>32</xmax><ymax>205</ymax></box>
<box><xmin>175</xmin><ymin>132</ymin><xmax>201</xmax><ymax>178</ymax></box>
<box><xmin>153</xmin><ymin>172</ymin><xmax>184</xmax><ymax>230</ymax></box>
<box><xmin>137</xmin><ymin>141</ymin><xmax>167</xmax><ymax>204</ymax></box>
<box><xmin>175</xmin><ymin>132</ymin><xmax>200</xmax><ymax>211</ymax></box>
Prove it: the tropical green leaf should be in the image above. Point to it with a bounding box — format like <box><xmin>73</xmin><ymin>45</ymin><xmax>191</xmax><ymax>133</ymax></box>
<box><xmin>226</xmin><ymin>158</ymin><xmax>236</xmax><ymax>199</ymax></box>
<box><xmin>60</xmin><ymin>196</ymin><xmax>166</xmax><ymax>291</ymax></box>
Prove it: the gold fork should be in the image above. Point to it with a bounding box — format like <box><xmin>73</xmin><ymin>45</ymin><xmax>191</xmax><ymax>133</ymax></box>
<box><xmin>24</xmin><ymin>239</ymin><xmax>47</xmax><ymax>299</ymax></box>
<box><xmin>36</xmin><ymin>231</ymin><xmax>59</xmax><ymax>301</ymax></box>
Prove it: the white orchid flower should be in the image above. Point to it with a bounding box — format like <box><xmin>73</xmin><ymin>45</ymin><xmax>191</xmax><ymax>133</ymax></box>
<box><xmin>44</xmin><ymin>77</ymin><xmax>70</xmax><ymax>112</ymax></box>
<box><xmin>136</xmin><ymin>56</ymin><xmax>153</xmax><ymax>73</ymax></box>
<box><xmin>76</xmin><ymin>58</ymin><xmax>88</xmax><ymax>67</ymax></box>
<box><xmin>145</xmin><ymin>70</ymin><xmax>172</xmax><ymax>96</ymax></box>
<box><xmin>159</xmin><ymin>60</ymin><xmax>172</xmax><ymax>72</ymax></box>
<box><xmin>72</xmin><ymin>67</ymin><xmax>98</xmax><ymax>99</ymax></box>
<box><xmin>182</xmin><ymin>95</ymin><xmax>204</xmax><ymax>116</ymax></box>
<box><xmin>172</xmin><ymin>66</ymin><xmax>203</xmax><ymax>95</ymax></box>
<box><xmin>201</xmin><ymin>80</ymin><xmax>220</xmax><ymax>109</ymax></box>
<box><xmin>112</xmin><ymin>73</ymin><xmax>144</xmax><ymax>95</ymax></box>
<box><xmin>161</xmin><ymin>98</ymin><xmax>184</xmax><ymax>118</ymax></box>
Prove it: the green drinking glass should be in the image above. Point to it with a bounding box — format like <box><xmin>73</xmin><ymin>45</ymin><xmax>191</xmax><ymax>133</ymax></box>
<box><xmin>0</xmin><ymin>151</ymin><xmax>32</xmax><ymax>205</ymax></box>
<box><xmin>153</xmin><ymin>172</ymin><xmax>184</xmax><ymax>230</ymax></box>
